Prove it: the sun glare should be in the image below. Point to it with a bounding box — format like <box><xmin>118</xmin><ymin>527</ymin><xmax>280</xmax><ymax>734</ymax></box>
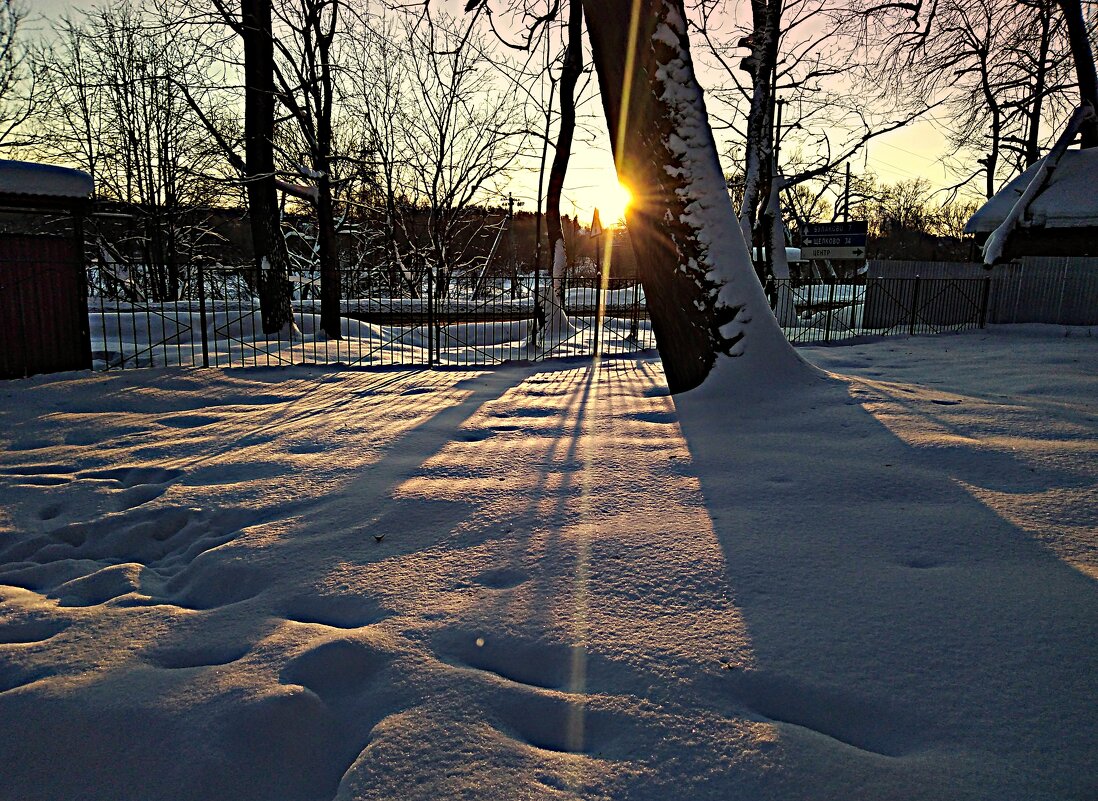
<box><xmin>576</xmin><ymin>172</ymin><xmax>633</xmax><ymax>228</ymax></box>
<box><xmin>601</xmin><ymin>180</ymin><xmax>633</xmax><ymax>225</ymax></box>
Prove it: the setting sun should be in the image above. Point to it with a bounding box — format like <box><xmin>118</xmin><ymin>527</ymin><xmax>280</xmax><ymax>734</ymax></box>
<box><xmin>569</xmin><ymin>168</ymin><xmax>634</xmax><ymax>227</ymax></box>
<box><xmin>600</xmin><ymin>179</ymin><xmax>633</xmax><ymax>225</ymax></box>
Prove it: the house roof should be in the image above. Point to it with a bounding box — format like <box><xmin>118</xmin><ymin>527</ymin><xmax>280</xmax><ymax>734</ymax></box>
<box><xmin>0</xmin><ymin>159</ymin><xmax>94</xmax><ymax>200</ymax></box>
<box><xmin>965</xmin><ymin>148</ymin><xmax>1098</xmax><ymax>234</ymax></box>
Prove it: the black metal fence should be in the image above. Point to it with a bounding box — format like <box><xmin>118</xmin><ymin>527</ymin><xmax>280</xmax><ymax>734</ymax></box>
<box><xmin>771</xmin><ymin>276</ymin><xmax>991</xmax><ymax>344</ymax></box>
<box><xmin>83</xmin><ymin>263</ymin><xmax>1003</xmax><ymax>372</ymax></box>
<box><xmin>85</xmin><ymin>264</ymin><xmax>657</xmax><ymax>370</ymax></box>
<box><xmin>868</xmin><ymin>258</ymin><xmax>1098</xmax><ymax>326</ymax></box>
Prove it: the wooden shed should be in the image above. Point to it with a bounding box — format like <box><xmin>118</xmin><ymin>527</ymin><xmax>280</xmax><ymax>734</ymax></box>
<box><xmin>0</xmin><ymin>160</ymin><xmax>94</xmax><ymax>379</ymax></box>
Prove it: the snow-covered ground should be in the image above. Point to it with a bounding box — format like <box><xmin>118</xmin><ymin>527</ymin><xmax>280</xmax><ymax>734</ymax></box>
<box><xmin>0</xmin><ymin>325</ymin><xmax>1095</xmax><ymax>800</ymax></box>
<box><xmin>88</xmin><ymin>307</ymin><xmax>653</xmax><ymax>370</ymax></box>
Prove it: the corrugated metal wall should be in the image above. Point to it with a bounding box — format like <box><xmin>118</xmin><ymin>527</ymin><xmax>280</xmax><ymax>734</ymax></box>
<box><xmin>868</xmin><ymin>258</ymin><xmax>1098</xmax><ymax>325</ymax></box>
<box><xmin>0</xmin><ymin>235</ymin><xmax>91</xmax><ymax>379</ymax></box>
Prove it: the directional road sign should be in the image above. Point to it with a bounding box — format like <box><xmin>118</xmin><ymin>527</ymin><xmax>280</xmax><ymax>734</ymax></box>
<box><xmin>801</xmin><ymin>233</ymin><xmax>867</xmax><ymax>247</ymax></box>
<box><xmin>804</xmin><ymin>221</ymin><xmax>868</xmax><ymax>235</ymax></box>
<box><xmin>800</xmin><ymin>245</ymin><xmax>867</xmax><ymax>260</ymax></box>
<box><xmin>801</xmin><ymin>221</ymin><xmax>867</xmax><ymax>259</ymax></box>
<box><xmin>802</xmin><ymin>221</ymin><xmax>867</xmax><ymax>249</ymax></box>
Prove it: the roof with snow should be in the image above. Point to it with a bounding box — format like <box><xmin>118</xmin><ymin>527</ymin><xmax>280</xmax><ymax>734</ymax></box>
<box><xmin>0</xmin><ymin>159</ymin><xmax>93</xmax><ymax>200</ymax></box>
<box><xmin>965</xmin><ymin>148</ymin><xmax>1098</xmax><ymax>234</ymax></box>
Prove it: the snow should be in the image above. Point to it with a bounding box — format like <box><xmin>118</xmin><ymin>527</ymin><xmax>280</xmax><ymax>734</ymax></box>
<box><xmin>87</xmin><ymin>305</ymin><xmax>647</xmax><ymax>369</ymax></box>
<box><xmin>974</xmin><ymin>106</ymin><xmax>1095</xmax><ymax>265</ymax></box>
<box><xmin>1</xmin><ymin>325</ymin><xmax>1095</xmax><ymax>800</ymax></box>
<box><xmin>651</xmin><ymin>3</ymin><xmax>808</xmax><ymax>383</ymax></box>
<box><xmin>0</xmin><ymin>159</ymin><xmax>93</xmax><ymax>199</ymax></box>
<box><xmin>965</xmin><ymin>149</ymin><xmax>1098</xmax><ymax>235</ymax></box>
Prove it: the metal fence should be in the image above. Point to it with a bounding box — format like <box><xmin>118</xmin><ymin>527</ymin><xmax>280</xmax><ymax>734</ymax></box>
<box><xmin>986</xmin><ymin>258</ymin><xmax>1098</xmax><ymax>325</ymax></box>
<box><xmin>772</xmin><ymin>277</ymin><xmax>991</xmax><ymax>345</ymax></box>
<box><xmin>869</xmin><ymin>258</ymin><xmax>1098</xmax><ymax>326</ymax></box>
<box><xmin>85</xmin><ymin>264</ymin><xmax>657</xmax><ymax>370</ymax></box>
<box><xmin>83</xmin><ymin>261</ymin><xmax>1005</xmax><ymax>371</ymax></box>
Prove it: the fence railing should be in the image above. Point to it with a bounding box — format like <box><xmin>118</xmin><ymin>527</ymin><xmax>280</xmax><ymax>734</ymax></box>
<box><xmin>85</xmin><ymin>264</ymin><xmax>1003</xmax><ymax>371</ymax></box>
<box><xmin>771</xmin><ymin>276</ymin><xmax>991</xmax><ymax>344</ymax></box>
<box><xmin>868</xmin><ymin>258</ymin><xmax>1098</xmax><ymax>326</ymax></box>
<box><xmin>85</xmin><ymin>264</ymin><xmax>657</xmax><ymax>371</ymax></box>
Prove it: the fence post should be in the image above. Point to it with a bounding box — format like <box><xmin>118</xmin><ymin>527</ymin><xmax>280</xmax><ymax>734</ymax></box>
<box><xmin>978</xmin><ymin>276</ymin><xmax>991</xmax><ymax>328</ymax></box>
<box><xmin>197</xmin><ymin>263</ymin><xmax>210</xmax><ymax>368</ymax></box>
<box><xmin>426</xmin><ymin>267</ymin><xmax>434</xmax><ymax>367</ymax></box>
<box><xmin>909</xmin><ymin>275</ymin><xmax>921</xmax><ymax>335</ymax></box>
<box><xmin>593</xmin><ymin>280</ymin><xmax>603</xmax><ymax>359</ymax></box>
<box><xmin>824</xmin><ymin>281</ymin><xmax>836</xmax><ymax>343</ymax></box>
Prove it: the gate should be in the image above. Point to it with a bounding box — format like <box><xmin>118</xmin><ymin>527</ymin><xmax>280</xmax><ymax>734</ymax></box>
<box><xmin>0</xmin><ymin>235</ymin><xmax>91</xmax><ymax>379</ymax></box>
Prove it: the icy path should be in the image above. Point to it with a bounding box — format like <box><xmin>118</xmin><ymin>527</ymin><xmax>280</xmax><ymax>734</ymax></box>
<box><xmin>0</xmin><ymin>327</ymin><xmax>1096</xmax><ymax>801</ymax></box>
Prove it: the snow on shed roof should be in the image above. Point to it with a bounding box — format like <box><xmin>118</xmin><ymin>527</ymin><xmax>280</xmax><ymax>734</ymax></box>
<box><xmin>965</xmin><ymin>148</ymin><xmax>1098</xmax><ymax>234</ymax></box>
<box><xmin>0</xmin><ymin>159</ymin><xmax>93</xmax><ymax>199</ymax></box>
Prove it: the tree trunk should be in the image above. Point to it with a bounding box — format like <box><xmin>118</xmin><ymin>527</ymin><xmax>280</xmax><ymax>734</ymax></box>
<box><xmin>546</xmin><ymin>0</ymin><xmax>583</xmax><ymax>300</ymax></box>
<box><xmin>737</xmin><ymin>0</ymin><xmax>782</xmax><ymax>245</ymax></box>
<box><xmin>582</xmin><ymin>0</ymin><xmax>800</xmax><ymax>393</ymax></box>
<box><xmin>1057</xmin><ymin>0</ymin><xmax>1098</xmax><ymax>147</ymax></box>
<box><xmin>1024</xmin><ymin>2</ymin><xmax>1053</xmax><ymax>167</ymax></box>
<box><xmin>315</xmin><ymin>4</ymin><xmax>341</xmax><ymax>339</ymax></box>
<box><xmin>242</xmin><ymin>0</ymin><xmax>293</xmax><ymax>336</ymax></box>
<box><xmin>316</xmin><ymin>172</ymin><xmax>341</xmax><ymax>339</ymax></box>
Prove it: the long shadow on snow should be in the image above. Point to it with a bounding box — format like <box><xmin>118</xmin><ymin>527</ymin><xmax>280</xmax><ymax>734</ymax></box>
<box><xmin>672</xmin><ymin>368</ymin><xmax>1098</xmax><ymax>801</ymax></box>
<box><xmin>0</xmin><ymin>365</ymin><xmax>539</xmax><ymax>801</ymax></box>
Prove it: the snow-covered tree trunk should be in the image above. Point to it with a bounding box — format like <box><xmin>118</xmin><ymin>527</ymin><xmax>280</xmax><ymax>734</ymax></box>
<box><xmin>536</xmin><ymin>0</ymin><xmax>582</xmax><ymax>350</ymax></box>
<box><xmin>1056</xmin><ymin>0</ymin><xmax>1098</xmax><ymax>147</ymax></box>
<box><xmin>737</xmin><ymin>0</ymin><xmax>782</xmax><ymax>247</ymax></box>
<box><xmin>764</xmin><ymin>177</ymin><xmax>800</xmax><ymax>327</ymax></box>
<box><xmin>546</xmin><ymin>0</ymin><xmax>583</xmax><ymax>308</ymax></box>
<box><xmin>582</xmin><ymin>0</ymin><xmax>802</xmax><ymax>393</ymax></box>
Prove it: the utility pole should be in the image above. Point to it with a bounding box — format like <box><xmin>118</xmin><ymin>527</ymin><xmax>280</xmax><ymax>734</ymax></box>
<box><xmin>773</xmin><ymin>98</ymin><xmax>784</xmax><ymax>169</ymax></box>
<box><xmin>843</xmin><ymin>162</ymin><xmax>851</xmax><ymax>222</ymax></box>
<box><xmin>507</xmin><ymin>193</ymin><xmax>520</xmax><ymax>299</ymax></box>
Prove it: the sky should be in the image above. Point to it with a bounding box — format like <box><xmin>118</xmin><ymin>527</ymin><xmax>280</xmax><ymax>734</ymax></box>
<box><xmin>26</xmin><ymin>0</ymin><xmax>953</xmax><ymax>225</ymax></box>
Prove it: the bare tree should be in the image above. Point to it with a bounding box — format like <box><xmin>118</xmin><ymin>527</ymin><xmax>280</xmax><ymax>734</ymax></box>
<box><xmin>864</xmin><ymin>0</ymin><xmax>1080</xmax><ymax>197</ymax></box>
<box><xmin>31</xmin><ymin>2</ymin><xmax>227</xmax><ymax>300</ymax></box>
<box><xmin>0</xmin><ymin>0</ymin><xmax>41</xmax><ymax>151</ymax></box>
<box><xmin>1056</xmin><ymin>0</ymin><xmax>1098</xmax><ymax>146</ymax></box>
<box><xmin>271</xmin><ymin>0</ymin><xmax>342</xmax><ymax>338</ymax></box>
<box><xmin>343</xmin><ymin>9</ymin><xmax>528</xmax><ymax>299</ymax></box>
<box><xmin>545</xmin><ymin>0</ymin><xmax>583</xmax><ymax>301</ymax></box>
<box><xmin>160</xmin><ymin>0</ymin><xmax>298</xmax><ymax>335</ymax></box>
<box><xmin>691</xmin><ymin>0</ymin><xmax>931</xmax><ymax>286</ymax></box>
<box><xmin>341</xmin><ymin>13</ymin><xmax>414</xmax><ymax>293</ymax></box>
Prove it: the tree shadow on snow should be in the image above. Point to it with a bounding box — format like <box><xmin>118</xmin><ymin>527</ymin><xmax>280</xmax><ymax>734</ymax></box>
<box><xmin>672</xmin><ymin>368</ymin><xmax>1098</xmax><ymax>800</ymax></box>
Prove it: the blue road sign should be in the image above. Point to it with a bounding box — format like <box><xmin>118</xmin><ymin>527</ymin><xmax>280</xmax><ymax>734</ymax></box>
<box><xmin>804</xmin><ymin>221</ymin><xmax>868</xmax><ymax>235</ymax></box>
<box><xmin>801</xmin><ymin>234</ymin><xmax>867</xmax><ymax>246</ymax></box>
<box><xmin>802</xmin><ymin>221</ymin><xmax>867</xmax><ymax>251</ymax></box>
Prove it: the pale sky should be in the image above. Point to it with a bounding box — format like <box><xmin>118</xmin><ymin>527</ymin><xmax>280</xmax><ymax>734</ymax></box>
<box><xmin>25</xmin><ymin>0</ymin><xmax>951</xmax><ymax>223</ymax></box>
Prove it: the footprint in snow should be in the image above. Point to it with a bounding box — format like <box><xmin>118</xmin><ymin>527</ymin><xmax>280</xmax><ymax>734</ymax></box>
<box><xmin>279</xmin><ymin>637</ymin><xmax>390</xmax><ymax>699</ymax></box>
<box><xmin>155</xmin><ymin>414</ymin><xmax>222</xmax><ymax>428</ymax></box>
<box><xmin>471</xmin><ymin>567</ymin><xmax>529</xmax><ymax>590</ymax></box>
<box><xmin>283</xmin><ymin>593</ymin><xmax>391</xmax><ymax>629</ymax></box>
